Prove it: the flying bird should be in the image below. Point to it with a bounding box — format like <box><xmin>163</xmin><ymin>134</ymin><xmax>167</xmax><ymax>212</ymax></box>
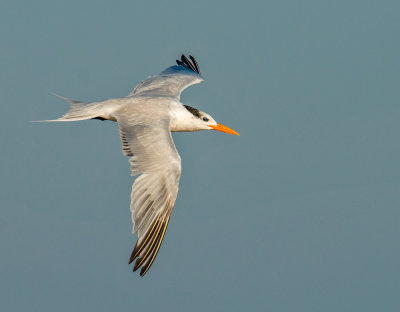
<box><xmin>41</xmin><ymin>54</ymin><xmax>238</xmax><ymax>276</ymax></box>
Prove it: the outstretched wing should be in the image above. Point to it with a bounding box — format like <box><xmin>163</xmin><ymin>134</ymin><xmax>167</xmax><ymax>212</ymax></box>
<box><xmin>117</xmin><ymin>116</ymin><xmax>181</xmax><ymax>276</ymax></box>
<box><xmin>129</xmin><ymin>54</ymin><xmax>204</xmax><ymax>101</ymax></box>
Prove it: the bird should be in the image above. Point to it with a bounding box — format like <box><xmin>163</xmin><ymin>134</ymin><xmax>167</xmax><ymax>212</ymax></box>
<box><xmin>40</xmin><ymin>54</ymin><xmax>238</xmax><ymax>276</ymax></box>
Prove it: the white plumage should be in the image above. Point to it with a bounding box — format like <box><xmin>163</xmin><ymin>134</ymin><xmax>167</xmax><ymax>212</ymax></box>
<box><xmin>40</xmin><ymin>54</ymin><xmax>238</xmax><ymax>276</ymax></box>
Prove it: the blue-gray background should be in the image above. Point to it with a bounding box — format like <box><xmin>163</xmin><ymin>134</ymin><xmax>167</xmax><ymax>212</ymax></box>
<box><xmin>1</xmin><ymin>0</ymin><xmax>399</xmax><ymax>311</ymax></box>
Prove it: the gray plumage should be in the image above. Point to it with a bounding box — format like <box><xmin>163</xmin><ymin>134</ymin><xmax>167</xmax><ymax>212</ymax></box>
<box><xmin>38</xmin><ymin>54</ymin><xmax>237</xmax><ymax>276</ymax></box>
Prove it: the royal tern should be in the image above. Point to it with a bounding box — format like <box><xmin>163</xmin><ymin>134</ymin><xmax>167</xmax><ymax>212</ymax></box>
<box><xmin>42</xmin><ymin>54</ymin><xmax>238</xmax><ymax>276</ymax></box>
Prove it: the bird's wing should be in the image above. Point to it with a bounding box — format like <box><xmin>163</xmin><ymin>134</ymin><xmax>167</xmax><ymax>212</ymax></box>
<box><xmin>129</xmin><ymin>54</ymin><xmax>204</xmax><ymax>101</ymax></box>
<box><xmin>117</xmin><ymin>116</ymin><xmax>181</xmax><ymax>276</ymax></box>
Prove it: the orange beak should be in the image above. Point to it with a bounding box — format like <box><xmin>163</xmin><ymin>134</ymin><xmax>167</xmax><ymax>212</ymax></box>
<box><xmin>209</xmin><ymin>123</ymin><xmax>239</xmax><ymax>136</ymax></box>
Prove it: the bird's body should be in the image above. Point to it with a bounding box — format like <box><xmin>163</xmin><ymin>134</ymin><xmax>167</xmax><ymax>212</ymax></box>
<box><xmin>42</xmin><ymin>55</ymin><xmax>238</xmax><ymax>276</ymax></box>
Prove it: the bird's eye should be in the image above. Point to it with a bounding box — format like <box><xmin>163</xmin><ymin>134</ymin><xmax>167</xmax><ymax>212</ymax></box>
<box><xmin>202</xmin><ymin>117</ymin><xmax>209</xmax><ymax>122</ymax></box>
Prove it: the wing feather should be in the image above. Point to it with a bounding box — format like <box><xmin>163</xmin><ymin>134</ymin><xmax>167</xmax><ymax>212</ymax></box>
<box><xmin>133</xmin><ymin>218</ymin><xmax>165</xmax><ymax>271</ymax></box>
<box><xmin>129</xmin><ymin>219</ymin><xmax>158</xmax><ymax>263</ymax></box>
<box><xmin>128</xmin><ymin>54</ymin><xmax>204</xmax><ymax>101</ymax></box>
<box><xmin>140</xmin><ymin>216</ymin><xmax>171</xmax><ymax>276</ymax></box>
<box><xmin>117</xmin><ymin>117</ymin><xmax>181</xmax><ymax>276</ymax></box>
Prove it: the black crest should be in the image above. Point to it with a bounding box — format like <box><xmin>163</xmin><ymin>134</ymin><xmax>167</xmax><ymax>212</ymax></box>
<box><xmin>184</xmin><ymin>105</ymin><xmax>202</xmax><ymax>118</ymax></box>
<box><xmin>176</xmin><ymin>54</ymin><xmax>201</xmax><ymax>75</ymax></box>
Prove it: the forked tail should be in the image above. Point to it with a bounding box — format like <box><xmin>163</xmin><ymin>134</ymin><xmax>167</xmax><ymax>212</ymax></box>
<box><xmin>35</xmin><ymin>94</ymin><xmax>112</xmax><ymax>122</ymax></box>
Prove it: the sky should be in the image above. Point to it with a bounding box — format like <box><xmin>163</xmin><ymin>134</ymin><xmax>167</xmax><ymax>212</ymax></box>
<box><xmin>1</xmin><ymin>0</ymin><xmax>400</xmax><ymax>311</ymax></box>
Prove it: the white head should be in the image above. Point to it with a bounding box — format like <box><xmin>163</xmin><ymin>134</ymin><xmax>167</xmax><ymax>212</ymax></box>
<box><xmin>171</xmin><ymin>105</ymin><xmax>239</xmax><ymax>135</ymax></box>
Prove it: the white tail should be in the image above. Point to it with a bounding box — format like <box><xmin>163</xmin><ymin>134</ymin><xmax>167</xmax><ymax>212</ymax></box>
<box><xmin>35</xmin><ymin>94</ymin><xmax>111</xmax><ymax>122</ymax></box>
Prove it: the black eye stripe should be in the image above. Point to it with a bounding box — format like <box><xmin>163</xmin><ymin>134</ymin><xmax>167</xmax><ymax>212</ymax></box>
<box><xmin>184</xmin><ymin>105</ymin><xmax>201</xmax><ymax>118</ymax></box>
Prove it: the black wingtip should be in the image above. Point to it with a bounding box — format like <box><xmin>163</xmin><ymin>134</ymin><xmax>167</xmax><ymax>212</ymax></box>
<box><xmin>189</xmin><ymin>55</ymin><xmax>200</xmax><ymax>73</ymax></box>
<box><xmin>176</xmin><ymin>54</ymin><xmax>201</xmax><ymax>75</ymax></box>
<box><xmin>128</xmin><ymin>241</ymin><xmax>139</xmax><ymax>264</ymax></box>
